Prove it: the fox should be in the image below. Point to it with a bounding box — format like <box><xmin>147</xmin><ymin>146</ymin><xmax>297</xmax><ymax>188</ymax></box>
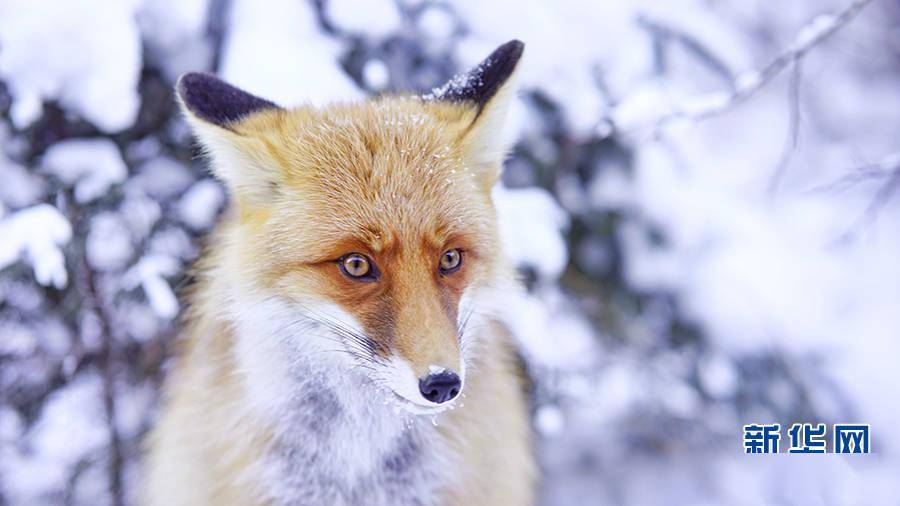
<box><xmin>140</xmin><ymin>40</ymin><xmax>535</xmax><ymax>506</ymax></box>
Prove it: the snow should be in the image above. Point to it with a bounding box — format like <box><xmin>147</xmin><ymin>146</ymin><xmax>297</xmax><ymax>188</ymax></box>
<box><xmin>0</xmin><ymin>204</ymin><xmax>72</xmax><ymax>289</ymax></box>
<box><xmin>0</xmin><ymin>0</ymin><xmax>142</xmax><ymax>132</ymax></box>
<box><xmin>422</xmin><ymin>60</ymin><xmax>487</xmax><ymax>101</ymax></box>
<box><xmin>120</xmin><ymin>193</ymin><xmax>163</xmax><ymax>243</ymax></box>
<box><xmin>129</xmin><ymin>156</ymin><xmax>195</xmax><ymax>200</ymax></box>
<box><xmin>326</xmin><ymin>0</ymin><xmax>402</xmax><ymax>38</ymax></box>
<box><xmin>137</xmin><ymin>0</ymin><xmax>211</xmax><ymax>78</ymax></box>
<box><xmin>362</xmin><ymin>58</ymin><xmax>391</xmax><ymax>91</ymax></box>
<box><xmin>611</xmin><ymin>83</ymin><xmax>675</xmax><ymax>132</ymax></box>
<box><xmin>220</xmin><ymin>0</ymin><xmax>362</xmax><ymax>107</ymax></box>
<box><xmin>42</xmin><ymin>139</ymin><xmax>128</xmax><ymax>204</ymax></box>
<box><xmin>86</xmin><ymin>212</ymin><xmax>134</xmax><ymax>271</ymax></box>
<box><xmin>0</xmin><ymin>321</ymin><xmax>37</xmax><ymax>356</ymax></box>
<box><xmin>451</xmin><ymin>0</ymin><xmax>650</xmax><ymax>131</ymax></box>
<box><xmin>123</xmin><ymin>254</ymin><xmax>180</xmax><ymax>319</ymax></box>
<box><xmin>493</xmin><ymin>185</ymin><xmax>569</xmax><ymax>282</ymax></box>
<box><xmin>178</xmin><ymin>179</ymin><xmax>225</xmax><ymax>230</ymax></box>
<box><xmin>137</xmin><ymin>0</ymin><xmax>209</xmax><ymax>49</ymax></box>
<box><xmin>417</xmin><ymin>5</ymin><xmax>457</xmax><ymax>39</ymax></box>
<box><xmin>792</xmin><ymin>14</ymin><xmax>838</xmax><ymax>51</ymax></box>
<box><xmin>1</xmin><ymin>372</ymin><xmax>109</xmax><ymax>503</ymax></box>
<box><xmin>0</xmin><ymin>155</ymin><xmax>44</xmax><ymax>209</ymax></box>
<box><xmin>697</xmin><ymin>353</ymin><xmax>739</xmax><ymax>399</ymax></box>
<box><xmin>535</xmin><ymin>404</ymin><xmax>565</xmax><ymax>436</ymax></box>
<box><xmin>498</xmin><ymin>286</ymin><xmax>599</xmax><ymax>371</ymax></box>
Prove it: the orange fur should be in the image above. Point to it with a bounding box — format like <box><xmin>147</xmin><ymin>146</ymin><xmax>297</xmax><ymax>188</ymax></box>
<box><xmin>142</xmin><ymin>50</ymin><xmax>534</xmax><ymax>505</ymax></box>
<box><xmin>199</xmin><ymin>98</ymin><xmax>503</xmax><ymax>375</ymax></box>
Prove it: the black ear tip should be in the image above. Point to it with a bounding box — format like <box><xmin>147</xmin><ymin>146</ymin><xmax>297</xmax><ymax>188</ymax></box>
<box><xmin>469</xmin><ymin>39</ymin><xmax>524</xmax><ymax>107</ymax></box>
<box><xmin>177</xmin><ymin>72</ymin><xmax>210</xmax><ymax>91</ymax></box>
<box><xmin>494</xmin><ymin>39</ymin><xmax>525</xmax><ymax>64</ymax></box>
<box><xmin>423</xmin><ymin>39</ymin><xmax>525</xmax><ymax>108</ymax></box>
<box><xmin>485</xmin><ymin>38</ymin><xmax>524</xmax><ymax>82</ymax></box>
<box><xmin>175</xmin><ymin>72</ymin><xmax>210</xmax><ymax>103</ymax></box>
<box><xmin>175</xmin><ymin>72</ymin><xmax>280</xmax><ymax>128</ymax></box>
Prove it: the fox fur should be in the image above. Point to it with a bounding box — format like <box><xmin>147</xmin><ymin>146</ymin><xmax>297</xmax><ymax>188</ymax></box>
<box><xmin>141</xmin><ymin>40</ymin><xmax>535</xmax><ymax>505</ymax></box>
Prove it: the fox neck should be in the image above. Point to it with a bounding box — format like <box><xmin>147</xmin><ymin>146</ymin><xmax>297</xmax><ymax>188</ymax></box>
<box><xmin>208</xmin><ymin>275</ymin><xmax>456</xmax><ymax>504</ymax></box>
<box><xmin>253</xmin><ymin>343</ymin><xmax>450</xmax><ymax>505</ymax></box>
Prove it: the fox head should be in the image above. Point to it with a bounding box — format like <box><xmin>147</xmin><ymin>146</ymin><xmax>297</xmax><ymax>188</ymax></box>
<box><xmin>177</xmin><ymin>41</ymin><xmax>523</xmax><ymax>415</ymax></box>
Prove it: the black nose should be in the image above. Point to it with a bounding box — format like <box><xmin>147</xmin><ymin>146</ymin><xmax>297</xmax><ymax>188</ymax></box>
<box><xmin>418</xmin><ymin>371</ymin><xmax>461</xmax><ymax>404</ymax></box>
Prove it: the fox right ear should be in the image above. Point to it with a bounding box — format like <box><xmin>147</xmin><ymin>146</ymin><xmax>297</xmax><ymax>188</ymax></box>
<box><xmin>423</xmin><ymin>40</ymin><xmax>523</xmax><ymax>118</ymax></box>
<box><xmin>424</xmin><ymin>40</ymin><xmax>524</xmax><ymax>187</ymax></box>
<box><xmin>176</xmin><ymin>73</ymin><xmax>284</xmax><ymax>204</ymax></box>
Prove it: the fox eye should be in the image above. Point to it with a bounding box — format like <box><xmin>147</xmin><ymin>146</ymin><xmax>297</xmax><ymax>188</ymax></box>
<box><xmin>339</xmin><ymin>253</ymin><xmax>375</xmax><ymax>280</ymax></box>
<box><xmin>439</xmin><ymin>249</ymin><xmax>462</xmax><ymax>274</ymax></box>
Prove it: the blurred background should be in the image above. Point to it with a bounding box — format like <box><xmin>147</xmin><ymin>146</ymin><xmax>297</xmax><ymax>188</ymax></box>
<box><xmin>1</xmin><ymin>0</ymin><xmax>899</xmax><ymax>504</ymax></box>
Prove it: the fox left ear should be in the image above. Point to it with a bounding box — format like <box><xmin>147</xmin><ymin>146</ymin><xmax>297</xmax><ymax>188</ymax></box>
<box><xmin>425</xmin><ymin>40</ymin><xmax>524</xmax><ymax>178</ymax></box>
<box><xmin>176</xmin><ymin>73</ymin><xmax>285</xmax><ymax>204</ymax></box>
<box><xmin>177</xmin><ymin>72</ymin><xmax>281</xmax><ymax>130</ymax></box>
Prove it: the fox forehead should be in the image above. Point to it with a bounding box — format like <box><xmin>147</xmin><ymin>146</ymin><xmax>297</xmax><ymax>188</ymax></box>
<box><xmin>234</xmin><ymin>98</ymin><xmax>496</xmax><ymax>260</ymax></box>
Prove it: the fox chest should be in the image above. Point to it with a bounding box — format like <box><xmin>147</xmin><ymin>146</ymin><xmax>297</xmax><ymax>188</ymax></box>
<box><xmin>260</xmin><ymin>384</ymin><xmax>452</xmax><ymax>506</ymax></box>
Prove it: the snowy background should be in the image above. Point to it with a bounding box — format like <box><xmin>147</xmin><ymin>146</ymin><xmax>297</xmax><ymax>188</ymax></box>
<box><xmin>1</xmin><ymin>0</ymin><xmax>899</xmax><ymax>504</ymax></box>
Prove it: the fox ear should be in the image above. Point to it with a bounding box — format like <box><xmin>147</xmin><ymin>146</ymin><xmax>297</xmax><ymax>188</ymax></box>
<box><xmin>177</xmin><ymin>72</ymin><xmax>281</xmax><ymax>130</ymax></box>
<box><xmin>424</xmin><ymin>40</ymin><xmax>523</xmax><ymax>115</ymax></box>
<box><xmin>176</xmin><ymin>73</ymin><xmax>284</xmax><ymax>203</ymax></box>
<box><xmin>425</xmin><ymin>40</ymin><xmax>524</xmax><ymax>182</ymax></box>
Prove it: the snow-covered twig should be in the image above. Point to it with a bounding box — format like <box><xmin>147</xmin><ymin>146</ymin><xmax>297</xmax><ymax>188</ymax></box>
<box><xmin>654</xmin><ymin>0</ymin><xmax>874</xmax><ymax>128</ymax></box>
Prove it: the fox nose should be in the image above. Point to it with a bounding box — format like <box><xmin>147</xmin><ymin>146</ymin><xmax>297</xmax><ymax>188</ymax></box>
<box><xmin>418</xmin><ymin>371</ymin><xmax>461</xmax><ymax>404</ymax></box>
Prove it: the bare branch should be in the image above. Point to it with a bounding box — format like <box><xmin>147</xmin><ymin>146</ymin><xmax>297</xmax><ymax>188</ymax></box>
<box><xmin>808</xmin><ymin>151</ymin><xmax>900</xmax><ymax>194</ymax></box>
<box><xmin>819</xmin><ymin>152</ymin><xmax>900</xmax><ymax>236</ymax></box>
<box><xmin>767</xmin><ymin>60</ymin><xmax>804</xmax><ymax>193</ymax></box>
<box><xmin>860</xmin><ymin>168</ymin><xmax>900</xmax><ymax>224</ymax></box>
<box><xmin>637</xmin><ymin>15</ymin><xmax>736</xmax><ymax>87</ymax></box>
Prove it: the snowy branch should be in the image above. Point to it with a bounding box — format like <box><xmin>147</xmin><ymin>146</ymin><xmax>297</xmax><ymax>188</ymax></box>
<box><xmin>651</xmin><ymin>0</ymin><xmax>875</xmax><ymax>129</ymax></box>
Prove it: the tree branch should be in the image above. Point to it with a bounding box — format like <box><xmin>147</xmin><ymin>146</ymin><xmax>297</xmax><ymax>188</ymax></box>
<box><xmin>807</xmin><ymin>151</ymin><xmax>900</xmax><ymax>237</ymax></box>
<box><xmin>648</xmin><ymin>0</ymin><xmax>874</xmax><ymax>130</ymax></box>
<box><xmin>767</xmin><ymin>59</ymin><xmax>804</xmax><ymax>193</ymax></box>
<box><xmin>808</xmin><ymin>151</ymin><xmax>900</xmax><ymax>194</ymax></box>
<box><xmin>74</xmin><ymin>232</ymin><xmax>125</xmax><ymax>506</ymax></box>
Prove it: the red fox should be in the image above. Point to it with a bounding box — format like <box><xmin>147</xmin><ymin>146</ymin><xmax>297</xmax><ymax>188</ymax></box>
<box><xmin>141</xmin><ymin>40</ymin><xmax>535</xmax><ymax>505</ymax></box>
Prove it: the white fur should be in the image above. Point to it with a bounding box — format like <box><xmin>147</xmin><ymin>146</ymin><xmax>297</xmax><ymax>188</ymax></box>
<box><xmin>221</xmin><ymin>288</ymin><xmax>459</xmax><ymax>505</ymax></box>
<box><xmin>206</xmin><ymin>250</ymin><xmax>512</xmax><ymax>505</ymax></box>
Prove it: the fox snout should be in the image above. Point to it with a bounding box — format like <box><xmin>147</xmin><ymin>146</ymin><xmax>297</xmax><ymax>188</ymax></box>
<box><xmin>391</xmin><ymin>323</ymin><xmax>465</xmax><ymax>407</ymax></box>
